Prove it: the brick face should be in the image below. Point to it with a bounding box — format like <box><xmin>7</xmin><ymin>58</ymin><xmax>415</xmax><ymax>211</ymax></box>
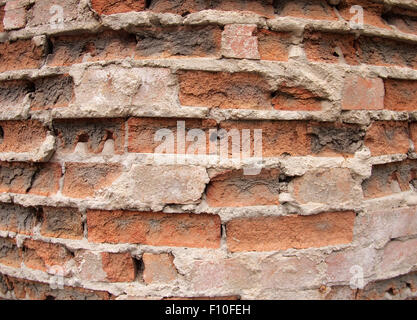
<box><xmin>384</xmin><ymin>79</ymin><xmax>417</xmax><ymax>111</ymax></box>
<box><xmin>40</xmin><ymin>207</ymin><xmax>83</xmax><ymax>240</ymax></box>
<box><xmin>0</xmin><ymin>203</ymin><xmax>38</xmax><ymax>235</ymax></box>
<box><xmin>62</xmin><ymin>163</ymin><xmax>122</xmax><ymax>198</ymax></box>
<box><xmin>0</xmin><ymin>162</ymin><xmax>61</xmax><ymax>196</ymax></box>
<box><xmin>0</xmin><ymin>0</ymin><xmax>416</xmax><ymax>301</ymax></box>
<box><xmin>87</xmin><ymin>210</ymin><xmax>221</xmax><ymax>248</ymax></box>
<box><xmin>91</xmin><ymin>0</ymin><xmax>146</xmax><ymax>15</ymax></box>
<box><xmin>0</xmin><ymin>39</ymin><xmax>46</xmax><ymax>72</ymax></box>
<box><xmin>178</xmin><ymin>71</ymin><xmax>273</xmax><ymax>109</ymax></box>
<box><xmin>101</xmin><ymin>252</ymin><xmax>136</xmax><ymax>282</ymax></box>
<box><xmin>226</xmin><ymin>211</ymin><xmax>356</xmax><ymax>252</ymax></box>
<box><xmin>364</xmin><ymin>121</ymin><xmax>410</xmax><ymax>156</ymax></box>
<box><xmin>0</xmin><ymin>120</ymin><xmax>49</xmax><ymax>153</ymax></box>
<box><xmin>206</xmin><ymin>169</ymin><xmax>280</xmax><ymax>207</ymax></box>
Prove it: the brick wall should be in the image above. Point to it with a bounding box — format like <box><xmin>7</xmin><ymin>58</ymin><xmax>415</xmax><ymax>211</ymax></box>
<box><xmin>0</xmin><ymin>0</ymin><xmax>417</xmax><ymax>300</ymax></box>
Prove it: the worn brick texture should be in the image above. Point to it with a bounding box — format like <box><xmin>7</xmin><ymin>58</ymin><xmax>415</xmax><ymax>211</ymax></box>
<box><xmin>0</xmin><ymin>0</ymin><xmax>417</xmax><ymax>301</ymax></box>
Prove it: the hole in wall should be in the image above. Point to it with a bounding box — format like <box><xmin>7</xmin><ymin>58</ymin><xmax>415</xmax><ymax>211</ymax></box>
<box><xmin>0</xmin><ymin>126</ymin><xmax>4</xmax><ymax>144</ymax></box>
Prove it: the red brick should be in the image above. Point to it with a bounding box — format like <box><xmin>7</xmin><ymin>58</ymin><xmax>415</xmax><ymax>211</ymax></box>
<box><xmin>341</xmin><ymin>76</ymin><xmax>384</xmax><ymax>110</ymax></box>
<box><xmin>62</xmin><ymin>163</ymin><xmax>122</xmax><ymax>199</ymax></box>
<box><xmin>0</xmin><ymin>39</ymin><xmax>46</xmax><ymax>72</ymax></box>
<box><xmin>384</xmin><ymin>79</ymin><xmax>417</xmax><ymax>111</ymax></box>
<box><xmin>135</xmin><ymin>26</ymin><xmax>222</xmax><ymax>59</ymax></box>
<box><xmin>0</xmin><ymin>237</ymin><xmax>21</xmax><ymax>267</ymax></box>
<box><xmin>272</xmin><ymin>83</ymin><xmax>323</xmax><ymax>111</ymax></box>
<box><xmin>149</xmin><ymin>0</ymin><xmax>274</xmax><ymax>17</ymax></box>
<box><xmin>91</xmin><ymin>0</ymin><xmax>146</xmax><ymax>15</ymax></box>
<box><xmin>142</xmin><ymin>253</ymin><xmax>177</xmax><ymax>284</ymax></box>
<box><xmin>54</xmin><ymin>118</ymin><xmax>125</xmax><ymax>155</ymax></box>
<box><xmin>0</xmin><ymin>203</ymin><xmax>38</xmax><ymax>235</ymax></box>
<box><xmin>303</xmin><ymin>31</ymin><xmax>359</xmax><ymax>65</ymax></box>
<box><xmin>357</xmin><ymin>37</ymin><xmax>417</xmax><ymax>69</ymax></box>
<box><xmin>0</xmin><ymin>162</ymin><xmax>61</xmax><ymax>196</ymax></box>
<box><xmin>291</xmin><ymin>168</ymin><xmax>357</xmax><ymax>205</ymax></box>
<box><xmin>178</xmin><ymin>71</ymin><xmax>273</xmax><ymax>109</ymax></box>
<box><xmin>87</xmin><ymin>210</ymin><xmax>221</xmax><ymax>248</ymax></box>
<box><xmin>47</xmin><ymin>31</ymin><xmax>136</xmax><ymax>66</ymax></box>
<box><xmin>101</xmin><ymin>252</ymin><xmax>136</xmax><ymax>282</ymax></box>
<box><xmin>206</xmin><ymin>169</ymin><xmax>280</xmax><ymax>207</ymax></box>
<box><xmin>222</xmin><ymin>24</ymin><xmax>259</xmax><ymax>60</ymax></box>
<box><xmin>0</xmin><ymin>120</ymin><xmax>49</xmax><ymax>153</ymax></box>
<box><xmin>257</xmin><ymin>29</ymin><xmax>291</xmax><ymax>61</ymax></box>
<box><xmin>364</xmin><ymin>121</ymin><xmax>410</xmax><ymax>156</ymax></box>
<box><xmin>226</xmin><ymin>211</ymin><xmax>356</xmax><ymax>252</ymax></box>
<box><xmin>0</xmin><ymin>5</ymin><xmax>5</xmax><ymax>32</ymax></box>
<box><xmin>3</xmin><ymin>0</ymin><xmax>27</xmax><ymax>30</ymax></box>
<box><xmin>0</xmin><ymin>274</ymin><xmax>113</xmax><ymax>300</ymax></box>
<box><xmin>22</xmin><ymin>240</ymin><xmax>73</xmax><ymax>273</ymax></box>
<box><xmin>275</xmin><ymin>0</ymin><xmax>338</xmax><ymax>20</ymax></box>
<box><xmin>127</xmin><ymin>117</ymin><xmax>216</xmax><ymax>154</ymax></box>
<box><xmin>362</xmin><ymin>160</ymin><xmax>417</xmax><ymax>199</ymax></box>
<box><xmin>220</xmin><ymin>120</ymin><xmax>310</xmax><ymax>157</ymax></box>
<box><xmin>40</xmin><ymin>207</ymin><xmax>83</xmax><ymax>240</ymax></box>
<box><xmin>0</xmin><ymin>80</ymin><xmax>33</xmax><ymax>112</ymax></box>
<box><xmin>338</xmin><ymin>0</ymin><xmax>389</xmax><ymax>29</ymax></box>
<box><xmin>31</xmin><ymin>75</ymin><xmax>74</xmax><ymax>111</ymax></box>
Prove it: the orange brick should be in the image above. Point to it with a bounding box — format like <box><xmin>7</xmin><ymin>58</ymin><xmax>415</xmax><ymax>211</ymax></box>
<box><xmin>127</xmin><ymin>117</ymin><xmax>216</xmax><ymax>154</ymax></box>
<box><xmin>87</xmin><ymin>210</ymin><xmax>221</xmax><ymax>248</ymax></box>
<box><xmin>0</xmin><ymin>237</ymin><xmax>21</xmax><ymax>267</ymax></box>
<box><xmin>364</xmin><ymin>121</ymin><xmax>410</xmax><ymax>156</ymax></box>
<box><xmin>178</xmin><ymin>71</ymin><xmax>273</xmax><ymax>109</ymax></box>
<box><xmin>40</xmin><ymin>207</ymin><xmax>83</xmax><ymax>240</ymax></box>
<box><xmin>62</xmin><ymin>163</ymin><xmax>122</xmax><ymax>198</ymax></box>
<box><xmin>142</xmin><ymin>253</ymin><xmax>177</xmax><ymax>284</ymax></box>
<box><xmin>303</xmin><ymin>31</ymin><xmax>359</xmax><ymax>65</ymax></box>
<box><xmin>101</xmin><ymin>252</ymin><xmax>136</xmax><ymax>283</ymax></box>
<box><xmin>338</xmin><ymin>0</ymin><xmax>388</xmax><ymax>29</ymax></box>
<box><xmin>272</xmin><ymin>83</ymin><xmax>323</xmax><ymax>111</ymax></box>
<box><xmin>226</xmin><ymin>211</ymin><xmax>356</xmax><ymax>252</ymax></box>
<box><xmin>257</xmin><ymin>29</ymin><xmax>291</xmax><ymax>61</ymax></box>
<box><xmin>0</xmin><ymin>162</ymin><xmax>61</xmax><ymax>196</ymax></box>
<box><xmin>0</xmin><ymin>39</ymin><xmax>45</xmax><ymax>72</ymax></box>
<box><xmin>384</xmin><ymin>79</ymin><xmax>417</xmax><ymax>111</ymax></box>
<box><xmin>91</xmin><ymin>0</ymin><xmax>146</xmax><ymax>15</ymax></box>
<box><xmin>362</xmin><ymin>160</ymin><xmax>417</xmax><ymax>199</ymax></box>
<box><xmin>149</xmin><ymin>0</ymin><xmax>274</xmax><ymax>17</ymax></box>
<box><xmin>22</xmin><ymin>240</ymin><xmax>73</xmax><ymax>273</ymax></box>
<box><xmin>220</xmin><ymin>120</ymin><xmax>310</xmax><ymax>157</ymax></box>
<box><xmin>206</xmin><ymin>169</ymin><xmax>280</xmax><ymax>207</ymax></box>
<box><xmin>0</xmin><ymin>5</ymin><xmax>5</xmax><ymax>32</ymax></box>
<box><xmin>0</xmin><ymin>120</ymin><xmax>49</xmax><ymax>153</ymax></box>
